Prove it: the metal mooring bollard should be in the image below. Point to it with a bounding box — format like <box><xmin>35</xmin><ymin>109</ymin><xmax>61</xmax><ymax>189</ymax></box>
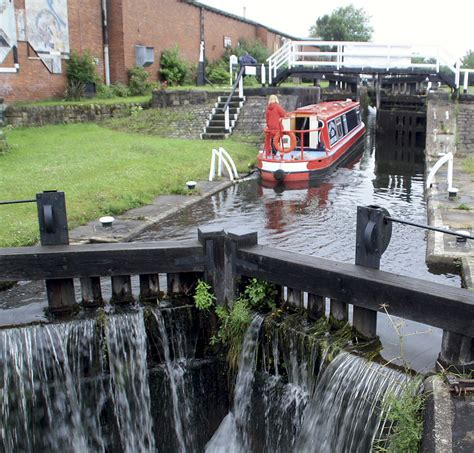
<box><xmin>354</xmin><ymin>205</ymin><xmax>392</xmax><ymax>339</ymax></box>
<box><xmin>36</xmin><ymin>191</ymin><xmax>77</xmax><ymax>315</ymax></box>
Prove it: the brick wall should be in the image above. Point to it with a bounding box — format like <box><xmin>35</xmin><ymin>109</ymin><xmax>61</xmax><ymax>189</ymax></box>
<box><xmin>0</xmin><ymin>0</ymin><xmax>103</xmax><ymax>103</ymax></box>
<box><xmin>1</xmin><ymin>0</ymin><xmax>288</xmax><ymax>102</ymax></box>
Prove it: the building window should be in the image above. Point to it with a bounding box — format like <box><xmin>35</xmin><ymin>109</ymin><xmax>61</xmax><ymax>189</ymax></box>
<box><xmin>223</xmin><ymin>36</ymin><xmax>232</xmax><ymax>48</ymax></box>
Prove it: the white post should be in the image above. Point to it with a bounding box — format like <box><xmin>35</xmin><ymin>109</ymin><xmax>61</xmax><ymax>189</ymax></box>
<box><xmin>463</xmin><ymin>71</ymin><xmax>469</xmax><ymax>93</ymax></box>
<box><xmin>447</xmin><ymin>152</ymin><xmax>453</xmax><ymax>191</ymax></box>
<box><xmin>224</xmin><ymin>107</ymin><xmax>230</xmax><ymax>131</ymax></box>
<box><xmin>209</xmin><ymin>149</ymin><xmax>217</xmax><ymax>181</ymax></box>
<box><xmin>238</xmin><ymin>75</ymin><xmax>244</xmax><ymax>98</ymax></box>
<box><xmin>219</xmin><ymin>147</ymin><xmax>239</xmax><ymax>179</ymax></box>
<box><xmin>229</xmin><ymin>55</ymin><xmax>238</xmax><ymax>86</ymax></box>
<box><xmin>455</xmin><ymin>59</ymin><xmax>461</xmax><ymax>89</ymax></box>
<box><xmin>218</xmin><ymin>149</ymin><xmax>223</xmax><ymax>177</ymax></box>
<box><xmin>261</xmin><ymin>64</ymin><xmax>266</xmax><ymax>85</ymax></box>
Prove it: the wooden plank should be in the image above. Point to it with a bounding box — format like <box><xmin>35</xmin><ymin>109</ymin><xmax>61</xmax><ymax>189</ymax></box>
<box><xmin>0</xmin><ymin>241</ymin><xmax>204</xmax><ymax>280</ymax></box>
<box><xmin>80</xmin><ymin>277</ymin><xmax>103</xmax><ymax>306</ymax></box>
<box><xmin>236</xmin><ymin>245</ymin><xmax>474</xmax><ymax>337</ymax></box>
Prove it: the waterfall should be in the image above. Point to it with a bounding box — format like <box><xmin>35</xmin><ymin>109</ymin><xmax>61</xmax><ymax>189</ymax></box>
<box><xmin>206</xmin><ymin>314</ymin><xmax>264</xmax><ymax>453</ymax></box>
<box><xmin>0</xmin><ymin>311</ymin><xmax>155</xmax><ymax>452</ymax></box>
<box><xmin>150</xmin><ymin>307</ymin><xmax>196</xmax><ymax>452</ymax></box>
<box><xmin>295</xmin><ymin>351</ymin><xmax>408</xmax><ymax>452</ymax></box>
<box><xmin>105</xmin><ymin>312</ymin><xmax>156</xmax><ymax>452</ymax></box>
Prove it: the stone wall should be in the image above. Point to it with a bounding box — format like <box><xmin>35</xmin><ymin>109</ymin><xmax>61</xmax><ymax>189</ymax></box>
<box><xmin>145</xmin><ymin>104</ymin><xmax>215</xmax><ymax>139</ymax></box>
<box><xmin>152</xmin><ymin>90</ymin><xmax>229</xmax><ymax>108</ymax></box>
<box><xmin>457</xmin><ymin>94</ymin><xmax>474</xmax><ymax>156</ymax></box>
<box><xmin>5</xmin><ymin>101</ymin><xmax>151</xmax><ymax>128</ymax></box>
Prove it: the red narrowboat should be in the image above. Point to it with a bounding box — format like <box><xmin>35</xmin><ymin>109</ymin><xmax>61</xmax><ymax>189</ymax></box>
<box><xmin>258</xmin><ymin>100</ymin><xmax>365</xmax><ymax>183</ymax></box>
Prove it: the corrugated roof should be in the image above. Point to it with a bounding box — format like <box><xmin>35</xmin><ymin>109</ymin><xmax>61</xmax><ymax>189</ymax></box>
<box><xmin>183</xmin><ymin>1</ymin><xmax>299</xmax><ymax>40</ymax></box>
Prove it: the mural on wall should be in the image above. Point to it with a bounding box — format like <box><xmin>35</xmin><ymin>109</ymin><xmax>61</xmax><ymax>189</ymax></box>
<box><xmin>0</xmin><ymin>0</ymin><xmax>17</xmax><ymax>64</ymax></box>
<box><xmin>25</xmin><ymin>0</ymin><xmax>69</xmax><ymax>73</ymax></box>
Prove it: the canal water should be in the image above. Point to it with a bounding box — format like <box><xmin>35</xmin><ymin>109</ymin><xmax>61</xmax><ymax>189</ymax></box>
<box><xmin>137</xmin><ymin>109</ymin><xmax>460</xmax><ymax>372</ymax></box>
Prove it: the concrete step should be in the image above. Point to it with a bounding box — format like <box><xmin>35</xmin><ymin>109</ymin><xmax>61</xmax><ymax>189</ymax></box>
<box><xmin>206</xmin><ymin>126</ymin><xmax>230</xmax><ymax>133</ymax></box>
<box><xmin>202</xmin><ymin>132</ymin><xmax>230</xmax><ymax>140</ymax></box>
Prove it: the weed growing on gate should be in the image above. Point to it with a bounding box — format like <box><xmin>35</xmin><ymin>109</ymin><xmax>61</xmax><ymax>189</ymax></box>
<box><xmin>194</xmin><ymin>279</ymin><xmax>278</xmax><ymax>372</ymax></box>
<box><xmin>372</xmin><ymin>304</ymin><xmax>428</xmax><ymax>452</ymax></box>
<box><xmin>193</xmin><ymin>280</ymin><xmax>215</xmax><ymax>311</ymax></box>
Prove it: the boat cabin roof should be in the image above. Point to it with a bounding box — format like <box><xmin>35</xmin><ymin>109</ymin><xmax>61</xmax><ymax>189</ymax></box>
<box><xmin>294</xmin><ymin>100</ymin><xmax>359</xmax><ymax>120</ymax></box>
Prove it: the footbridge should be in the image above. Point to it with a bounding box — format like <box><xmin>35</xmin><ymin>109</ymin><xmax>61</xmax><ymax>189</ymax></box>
<box><xmin>266</xmin><ymin>40</ymin><xmax>473</xmax><ymax>92</ymax></box>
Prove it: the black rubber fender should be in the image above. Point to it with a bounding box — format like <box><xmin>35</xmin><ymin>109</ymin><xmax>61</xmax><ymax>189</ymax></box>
<box><xmin>274</xmin><ymin>169</ymin><xmax>286</xmax><ymax>181</ymax></box>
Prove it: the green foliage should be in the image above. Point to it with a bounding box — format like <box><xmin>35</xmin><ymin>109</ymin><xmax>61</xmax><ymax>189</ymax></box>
<box><xmin>243</xmin><ymin>76</ymin><xmax>260</xmax><ymax>87</ymax></box>
<box><xmin>456</xmin><ymin>203</ymin><xmax>471</xmax><ymax>210</ymax></box>
<box><xmin>243</xmin><ymin>278</ymin><xmax>277</xmax><ymax>311</ymax></box>
<box><xmin>160</xmin><ymin>46</ymin><xmax>188</xmax><ymax>86</ymax></box>
<box><xmin>210</xmin><ymin>278</ymin><xmax>276</xmax><ymax>369</ymax></box>
<box><xmin>309</xmin><ymin>4</ymin><xmax>373</xmax><ymax>41</ymax></box>
<box><xmin>96</xmin><ymin>83</ymin><xmax>114</xmax><ymax>99</ymax></box>
<box><xmin>206</xmin><ymin>59</ymin><xmax>230</xmax><ymax>85</ymax></box>
<box><xmin>462</xmin><ymin>49</ymin><xmax>474</xmax><ymax>69</ymax></box>
<box><xmin>112</xmin><ymin>83</ymin><xmax>131</xmax><ymax>97</ymax></box>
<box><xmin>64</xmin><ymin>80</ymin><xmax>85</xmax><ymax>101</ymax></box>
<box><xmin>128</xmin><ymin>66</ymin><xmax>151</xmax><ymax>95</ymax></box>
<box><xmin>211</xmin><ymin>298</ymin><xmax>252</xmax><ymax>370</ymax></box>
<box><xmin>375</xmin><ymin>377</ymin><xmax>424</xmax><ymax>452</ymax></box>
<box><xmin>226</xmin><ymin>38</ymin><xmax>270</xmax><ymax>64</ymax></box>
<box><xmin>183</xmin><ymin>63</ymin><xmax>198</xmax><ymax>86</ymax></box>
<box><xmin>194</xmin><ymin>279</ymin><xmax>216</xmax><ymax>311</ymax></box>
<box><xmin>66</xmin><ymin>50</ymin><xmax>98</xmax><ymax>84</ymax></box>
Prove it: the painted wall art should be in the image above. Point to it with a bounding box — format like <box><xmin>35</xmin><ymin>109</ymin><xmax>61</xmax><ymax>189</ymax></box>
<box><xmin>25</xmin><ymin>0</ymin><xmax>70</xmax><ymax>73</ymax></box>
<box><xmin>0</xmin><ymin>0</ymin><xmax>17</xmax><ymax>64</ymax></box>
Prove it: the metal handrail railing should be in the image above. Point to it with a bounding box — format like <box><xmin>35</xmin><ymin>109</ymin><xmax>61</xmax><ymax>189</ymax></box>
<box><xmin>222</xmin><ymin>66</ymin><xmax>245</xmax><ymax>131</ymax></box>
<box><xmin>267</xmin><ymin>40</ymin><xmax>464</xmax><ymax>88</ymax></box>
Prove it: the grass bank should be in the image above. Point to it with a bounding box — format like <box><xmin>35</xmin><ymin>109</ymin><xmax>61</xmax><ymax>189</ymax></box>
<box><xmin>0</xmin><ymin>123</ymin><xmax>256</xmax><ymax>247</ymax></box>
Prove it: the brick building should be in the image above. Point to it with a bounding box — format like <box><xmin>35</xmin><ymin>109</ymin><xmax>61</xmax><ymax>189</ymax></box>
<box><xmin>0</xmin><ymin>0</ymin><xmax>293</xmax><ymax>103</ymax></box>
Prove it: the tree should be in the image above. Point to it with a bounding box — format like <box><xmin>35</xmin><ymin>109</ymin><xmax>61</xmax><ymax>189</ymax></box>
<box><xmin>309</xmin><ymin>5</ymin><xmax>373</xmax><ymax>42</ymax></box>
<box><xmin>461</xmin><ymin>50</ymin><xmax>474</xmax><ymax>69</ymax></box>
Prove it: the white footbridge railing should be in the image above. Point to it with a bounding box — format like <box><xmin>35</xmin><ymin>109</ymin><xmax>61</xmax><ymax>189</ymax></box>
<box><xmin>209</xmin><ymin>147</ymin><xmax>239</xmax><ymax>182</ymax></box>
<box><xmin>266</xmin><ymin>40</ymin><xmax>469</xmax><ymax>89</ymax></box>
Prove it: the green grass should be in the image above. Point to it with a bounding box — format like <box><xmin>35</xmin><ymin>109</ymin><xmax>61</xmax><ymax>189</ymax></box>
<box><xmin>13</xmin><ymin>95</ymin><xmax>151</xmax><ymax>107</ymax></box>
<box><xmin>463</xmin><ymin>156</ymin><xmax>474</xmax><ymax>177</ymax></box>
<box><xmin>0</xmin><ymin>123</ymin><xmax>256</xmax><ymax>247</ymax></box>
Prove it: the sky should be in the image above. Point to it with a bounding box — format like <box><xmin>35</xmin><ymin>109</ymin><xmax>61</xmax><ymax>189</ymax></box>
<box><xmin>199</xmin><ymin>0</ymin><xmax>473</xmax><ymax>59</ymax></box>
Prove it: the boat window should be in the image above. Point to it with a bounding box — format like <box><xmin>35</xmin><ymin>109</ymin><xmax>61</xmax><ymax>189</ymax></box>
<box><xmin>328</xmin><ymin>120</ymin><xmax>338</xmax><ymax>146</ymax></box>
<box><xmin>335</xmin><ymin>117</ymin><xmax>344</xmax><ymax>138</ymax></box>
<box><xmin>342</xmin><ymin>115</ymin><xmax>349</xmax><ymax>135</ymax></box>
<box><xmin>345</xmin><ymin>109</ymin><xmax>359</xmax><ymax>132</ymax></box>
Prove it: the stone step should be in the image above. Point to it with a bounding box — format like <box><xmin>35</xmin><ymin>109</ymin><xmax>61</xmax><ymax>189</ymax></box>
<box><xmin>202</xmin><ymin>132</ymin><xmax>230</xmax><ymax>140</ymax></box>
<box><xmin>206</xmin><ymin>126</ymin><xmax>230</xmax><ymax>133</ymax></box>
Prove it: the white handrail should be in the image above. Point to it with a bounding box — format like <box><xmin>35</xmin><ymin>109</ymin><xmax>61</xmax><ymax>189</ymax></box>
<box><xmin>266</xmin><ymin>40</ymin><xmax>463</xmax><ymax>88</ymax></box>
<box><xmin>209</xmin><ymin>147</ymin><xmax>239</xmax><ymax>181</ymax></box>
<box><xmin>426</xmin><ymin>152</ymin><xmax>457</xmax><ymax>193</ymax></box>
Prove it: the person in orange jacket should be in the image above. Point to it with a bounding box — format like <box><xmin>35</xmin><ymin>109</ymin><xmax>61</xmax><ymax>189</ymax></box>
<box><xmin>264</xmin><ymin>95</ymin><xmax>287</xmax><ymax>154</ymax></box>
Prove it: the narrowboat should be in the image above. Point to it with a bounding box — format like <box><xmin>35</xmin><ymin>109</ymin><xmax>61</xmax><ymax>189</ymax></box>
<box><xmin>258</xmin><ymin>100</ymin><xmax>365</xmax><ymax>183</ymax></box>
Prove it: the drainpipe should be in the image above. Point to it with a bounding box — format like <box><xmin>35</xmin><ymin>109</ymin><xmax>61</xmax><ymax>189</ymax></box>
<box><xmin>196</xmin><ymin>7</ymin><xmax>205</xmax><ymax>86</ymax></box>
<box><xmin>101</xmin><ymin>0</ymin><xmax>111</xmax><ymax>85</ymax></box>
